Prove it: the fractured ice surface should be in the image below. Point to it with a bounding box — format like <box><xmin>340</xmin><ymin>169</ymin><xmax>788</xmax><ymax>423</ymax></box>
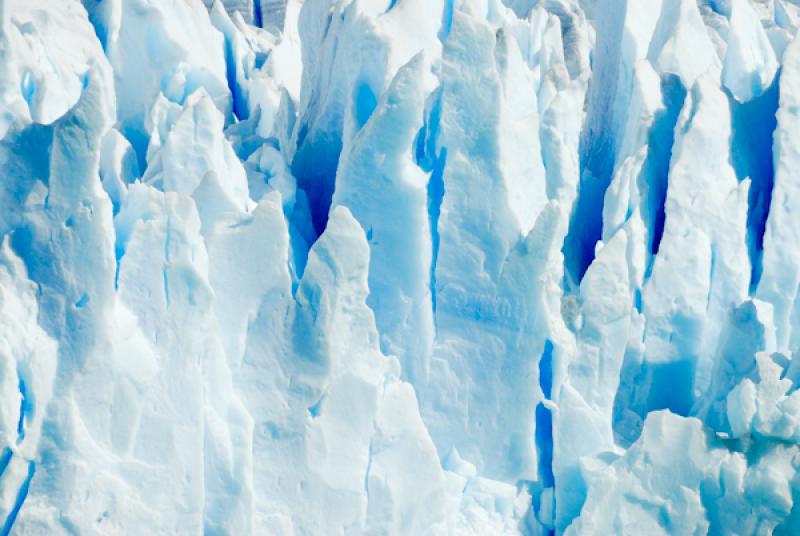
<box><xmin>3</xmin><ymin>0</ymin><xmax>800</xmax><ymax>534</ymax></box>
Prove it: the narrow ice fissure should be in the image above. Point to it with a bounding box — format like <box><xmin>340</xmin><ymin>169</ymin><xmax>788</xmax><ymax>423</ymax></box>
<box><xmin>533</xmin><ymin>338</ymin><xmax>557</xmax><ymax>536</ymax></box>
<box><xmin>535</xmin><ymin>340</ymin><xmax>554</xmax><ymax>488</ymax></box>
<box><xmin>163</xmin><ymin>216</ymin><xmax>172</xmax><ymax>307</ymax></box>
<box><xmin>81</xmin><ymin>0</ymin><xmax>109</xmax><ymax>52</ymax></box>
<box><xmin>645</xmin><ymin>74</ymin><xmax>687</xmax><ymax>268</ymax></box>
<box><xmin>427</xmin><ymin>150</ymin><xmax>446</xmax><ymax>317</ymax></box>
<box><xmin>364</xmin><ymin>439</ymin><xmax>374</xmax><ymax>495</ymax></box>
<box><xmin>290</xmin><ymin>15</ymin><xmax>343</xmax><ymax>239</ymax></box>
<box><xmin>727</xmin><ymin>74</ymin><xmax>780</xmax><ymax>292</ymax></box>
<box><xmin>221</xmin><ymin>26</ymin><xmax>247</xmax><ymax>121</ymax></box>
<box><xmin>439</xmin><ymin>0</ymin><xmax>454</xmax><ymax>42</ymax></box>
<box><xmin>0</xmin><ymin>450</ymin><xmax>12</xmax><ymax>479</ymax></box>
<box><xmin>1</xmin><ymin>462</ymin><xmax>35</xmax><ymax>536</ymax></box>
<box><xmin>562</xmin><ymin>2</ymin><xmax>626</xmax><ymax>286</ymax></box>
<box><xmin>562</xmin><ymin>154</ymin><xmax>613</xmax><ymax>287</ymax></box>
<box><xmin>416</xmin><ymin>88</ymin><xmax>446</xmax><ymax>318</ymax></box>
<box><xmin>16</xmin><ymin>374</ymin><xmax>29</xmax><ymax>443</ymax></box>
<box><xmin>253</xmin><ymin>0</ymin><xmax>263</xmax><ymax>28</ymax></box>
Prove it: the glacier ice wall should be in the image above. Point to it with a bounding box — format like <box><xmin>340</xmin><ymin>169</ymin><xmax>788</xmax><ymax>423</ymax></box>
<box><xmin>3</xmin><ymin>0</ymin><xmax>800</xmax><ymax>534</ymax></box>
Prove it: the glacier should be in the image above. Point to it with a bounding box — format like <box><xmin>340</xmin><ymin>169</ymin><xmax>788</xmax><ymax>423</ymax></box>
<box><xmin>2</xmin><ymin>0</ymin><xmax>800</xmax><ymax>534</ymax></box>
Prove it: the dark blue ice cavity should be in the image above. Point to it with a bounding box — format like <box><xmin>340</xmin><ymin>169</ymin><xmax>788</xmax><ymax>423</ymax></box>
<box><xmin>646</xmin><ymin>74</ymin><xmax>687</xmax><ymax>261</ymax></box>
<box><xmin>291</xmin><ymin>126</ymin><xmax>342</xmax><ymax>237</ymax></box>
<box><xmin>728</xmin><ymin>73</ymin><xmax>780</xmax><ymax>291</ymax></box>
<box><xmin>536</xmin><ymin>340</ymin><xmax>555</xmax><ymax>488</ymax></box>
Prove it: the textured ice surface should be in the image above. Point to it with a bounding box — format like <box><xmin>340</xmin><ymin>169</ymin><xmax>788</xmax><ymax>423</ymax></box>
<box><xmin>3</xmin><ymin>0</ymin><xmax>800</xmax><ymax>534</ymax></box>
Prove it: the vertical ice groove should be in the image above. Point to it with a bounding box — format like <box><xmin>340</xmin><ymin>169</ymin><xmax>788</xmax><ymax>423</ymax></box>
<box><xmin>562</xmin><ymin>0</ymin><xmax>626</xmax><ymax>285</ymax></box>
<box><xmin>1</xmin><ymin>461</ymin><xmax>34</xmax><ymax>536</ymax></box>
<box><xmin>15</xmin><ymin>375</ymin><xmax>26</xmax><ymax>443</ymax></box>
<box><xmin>646</xmin><ymin>74</ymin><xmax>686</xmax><ymax>262</ymax></box>
<box><xmin>726</xmin><ymin>74</ymin><xmax>780</xmax><ymax>291</ymax></box>
<box><xmin>535</xmin><ymin>341</ymin><xmax>554</xmax><ymax>489</ymax></box>
<box><xmin>253</xmin><ymin>0</ymin><xmax>264</xmax><ymax>27</ymax></box>
<box><xmin>439</xmin><ymin>0</ymin><xmax>454</xmax><ymax>41</ymax></box>
<box><xmin>415</xmin><ymin>81</ymin><xmax>446</xmax><ymax>327</ymax></box>
<box><xmin>0</xmin><ymin>451</ymin><xmax>10</xmax><ymax>482</ymax></box>
<box><xmin>427</xmin><ymin>148</ymin><xmax>446</xmax><ymax>319</ymax></box>
<box><xmin>214</xmin><ymin>3</ymin><xmax>246</xmax><ymax>121</ymax></box>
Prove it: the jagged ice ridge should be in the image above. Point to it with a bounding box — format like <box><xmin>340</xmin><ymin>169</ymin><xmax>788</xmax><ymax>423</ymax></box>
<box><xmin>1</xmin><ymin>0</ymin><xmax>800</xmax><ymax>534</ymax></box>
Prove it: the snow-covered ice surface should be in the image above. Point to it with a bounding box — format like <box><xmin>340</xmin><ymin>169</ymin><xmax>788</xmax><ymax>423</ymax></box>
<box><xmin>3</xmin><ymin>0</ymin><xmax>800</xmax><ymax>533</ymax></box>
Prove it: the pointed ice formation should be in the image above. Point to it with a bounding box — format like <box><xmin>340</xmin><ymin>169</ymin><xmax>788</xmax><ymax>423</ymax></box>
<box><xmin>4</xmin><ymin>0</ymin><xmax>800</xmax><ymax>534</ymax></box>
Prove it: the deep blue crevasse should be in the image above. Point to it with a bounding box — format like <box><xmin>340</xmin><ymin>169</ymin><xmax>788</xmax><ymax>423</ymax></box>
<box><xmin>646</xmin><ymin>74</ymin><xmax>687</xmax><ymax>263</ymax></box>
<box><xmin>728</xmin><ymin>73</ymin><xmax>780</xmax><ymax>292</ymax></box>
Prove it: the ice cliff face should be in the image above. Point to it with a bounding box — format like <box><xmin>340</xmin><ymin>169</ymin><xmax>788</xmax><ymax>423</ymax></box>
<box><xmin>2</xmin><ymin>0</ymin><xmax>800</xmax><ymax>534</ymax></box>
